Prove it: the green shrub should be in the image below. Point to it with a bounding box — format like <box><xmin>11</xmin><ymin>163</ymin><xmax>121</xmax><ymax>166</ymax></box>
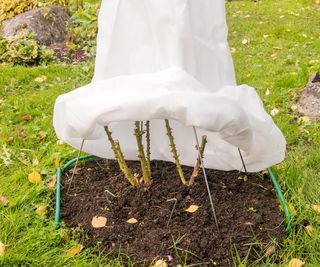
<box><xmin>0</xmin><ymin>0</ymin><xmax>68</xmax><ymax>23</ymax></box>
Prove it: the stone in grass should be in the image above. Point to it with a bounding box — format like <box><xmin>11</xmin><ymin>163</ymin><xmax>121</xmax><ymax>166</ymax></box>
<box><xmin>0</xmin><ymin>6</ymin><xmax>69</xmax><ymax>46</ymax></box>
<box><xmin>297</xmin><ymin>72</ymin><xmax>320</xmax><ymax>120</ymax></box>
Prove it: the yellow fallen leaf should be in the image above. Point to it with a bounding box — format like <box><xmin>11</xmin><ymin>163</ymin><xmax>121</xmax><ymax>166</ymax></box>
<box><xmin>242</xmin><ymin>38</ymin><xmax>248</xmax><ymax>44</ymax></box>
<box><xmin>265</xmin><ymin>89</ymin><xmax>270</xmax><ymax>96</ymax></box>
<box><xmin>0</xmin><ymin>241</ymin><xmax>5</xmax><ymax>256</ymax></box>
<box><xmin>185</xmin><ymin>204</ymin><xmax>199</xmax><ymax>213</ymax></box>
<box><xmin>0</xmin><ymin>195</ymin><xmax>9</xmax><ymax>206</ymax></box>
<box><xmin>34</xmin><ymin>75</ymin><xmax>47</xmax><ymax>83</ymax></box>
<box><xmin>28</xmin><ymin>171</ymin><xmax>42</xmax><ymax>184</ymax></box>
<box><xmin>56</xmin><ymin>140</ymin><xmax>64</xmax><ymax>145</ymax></box>
<box><xmin>127</xmin><ymin>218</ymin><xmax>138</xmax><ymax>224</ymax></box>
<box><xmin>230</xmin><ymin>47</ymin><xmax>237</xmax><ymax>54</ymax></box>
<box><xmin>54</xmin><ymin>158</ymin><xmax>60</xmax><ymax>168</ymax></box>
<box><xmin>288</xmin><ymin>258</ymin><xmax>305</xmax><ymax>267</ymax></box>
<box><xmin>288</xmin><ymin>203</ymin><xmax>297</xmax><ymax>216</ymax></box>
<box><xmin>36</xmin><ymin>204</ymin><xmax>47</xmax><ymax>216</ymax></box>
<box><xmin>305</xmin><ymin>225</ymin><xmax>313</xmax><ymax>236</ymax></box>
<box><xmin>151</xmin><ymin>259</ymin><xmax>168</xmax><ymax>267</ymax></box>
<box><xmin>91</xmin><ymin>216</ymin><xmax>107</xmax><ymax>228</ymax></box>
<box><xmin>47</xmin><ymin>175</ymin><xmax>57</xmax><ymax>189</ymax></box>
<box><xmin>311</xmin><ymin>204</ymin><xmax>320</xmax><ymax>213</ymax></box>
<box><xmin>301</xmin><ymin>116</ymin><xmax>310</xmax><ymax>123</ymax></box>
<box><xmin>32</xmin><ymin>158</ymin><xmax>39</xmax><ymax>166</ymax></box>
<box><xmin>66</xmin><ymin>245</ymin><xmax>84</xmax><ymax>257</ymax></box>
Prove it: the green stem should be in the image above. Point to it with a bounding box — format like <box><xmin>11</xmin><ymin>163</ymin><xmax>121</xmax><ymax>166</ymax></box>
<box><xmin>134</xmin><ymin>122</ymin><xmax>151</xmax><ymax>184</ymax></box>
<box><xmin>189</xmin><ymin>135</ymin><xmax>207</xmax><ymax>187</ymax></box>
<box><xmin>105</xmin><ymin>126</ymin><xmax>139</xmax><ymax>186</ymax></box>
<box><xmin>145</xmin><ymin>121</ymin><xmax>151</xmax><ymax>175</ymax></box>
<box><xmin>165</xmin><ymin>119</ymin><xmax>187</xmax><ymax>185</ymax></box>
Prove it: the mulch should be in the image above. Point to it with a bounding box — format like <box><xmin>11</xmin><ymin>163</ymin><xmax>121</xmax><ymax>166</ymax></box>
<box><xmin>60</xmin><ymin>159</ymin><xmax>286</xmax><ymax>266</ymax></box>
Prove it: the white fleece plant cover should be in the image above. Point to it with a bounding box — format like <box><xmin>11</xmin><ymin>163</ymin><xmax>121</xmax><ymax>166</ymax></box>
<box><xmin>53</xmin><ymin>0</ymin><xmax>286</xmax><ymax>172</ymax></box>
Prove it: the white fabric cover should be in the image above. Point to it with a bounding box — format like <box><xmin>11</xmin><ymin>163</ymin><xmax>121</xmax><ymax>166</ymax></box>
<box><xmin>53</xmin><ymin>0</ymin><xmax>286</xmax><ymax>172</ymax></box>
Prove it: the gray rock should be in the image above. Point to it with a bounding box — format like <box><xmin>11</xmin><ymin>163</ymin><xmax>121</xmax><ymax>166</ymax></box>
<box><xmin>297</xmin><ymin>72</ymin><xmax>320</xmax><ymax>120</ymax></box>
<box><xmin>1</xmin><ymin>6</ymin><xmax>69</xmax><ymax>46</ymax></box>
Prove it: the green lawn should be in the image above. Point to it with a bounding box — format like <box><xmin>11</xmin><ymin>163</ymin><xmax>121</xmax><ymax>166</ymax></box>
<box><xmin>1</xmin><ymin>0</ymin><xmax>320</xmax><ymax>266</ymax></box>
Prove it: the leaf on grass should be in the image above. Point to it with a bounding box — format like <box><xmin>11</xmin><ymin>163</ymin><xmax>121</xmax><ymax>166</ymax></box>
<box><xmin>28</xmin><ymin>171</ymin><xmax>42</xmax><ymax>184</ymax></box>
<box><xmin>288</xmin><ymin>258</ymin><xmax>305</xmax><ymax>267</ymax></box>
<box><xmin>305</xmin><ymin>225</ymin><xmax>313</xmax><ymax>236</ymax></box>
<box><xmin>0</xmin><ymin>195</ymin><xmax>9</xmax><ymax>206</ymax></box>
<box><xmin>66</xmin><ymin>245</ymin><xmax>84</xmax><ymax>257</ymax></box>
<box><xmin>242</xmin><ymin>38</ymin><xmax>248</xmax><ymax>44</ymax></box>
<box><xmin>32</xmin><ymin>158</ymin><xmax>39</xmax><ymax>166</ymax></box>
<box><xmin>91</xmin><ymin>216</ymin><xmax>107</xmax><ymax>228</ymax></box>
<box><xmin>288</xmin><ymin>203</ymin><xmax>297</xmax><ymax>216</ymax></box>
<box><xmin>185</xmin><ymin>204</ymin><xmax>199</xmax><ymax>213</ymax></box>
<box><xmin>311</xmin><ymin>204</ymin><xmax>320</xmax><ymax>213</ymax></box>
<box><xmin>34</xmin><ymin>75</ymin><xmax>47</xmax><ymax>83</ymax></box>
<box><xmin>270</xmin><ymin>108</ymin><xmax>279</xmax><ymax>117</ymax></box>
<box><xmin>54</xmin><ymin>158</ymin><xmax>60</xmax><ymax>168</ymax></box>
<box><xmin>230</xmin><ymin>47</ymin><xmax>237</xmax><ymax>54</ymax></box>
<box><xmin>36</xmin><ymin>204</ymin><xmax>47</xmax><ymax>216</ymax></box>
<box><xmin>0</xmin><ymin>241</ymin><xmax>5</xmax><ymax>256</ymax></box>
<box><xmin>291</xmin><ymin>104</ymin><xmax>298</xmax><ymax>112</ymax></box>
<box><xmin>151</xmin><ymin>259</ymin><xmax>168</xmax><ymax>267</ymax></box>
<box><xmin>265</xmin><ymin>244</ymin><xmax>276</xmax><ymax>257</ymax></box>
<box><xmin>265</xmin><ymin>89</ymin><xmax>270</xmax><ymax>96</ymax></box>
<box><xmin>47</xmin><ymin>175</ymin><xmax>57</xmax><ymax>189</ymax></box>
<box><xmin>127</xmin><ymin>218</ymin><xmax>138</xmax><ymax>224</ymax></box>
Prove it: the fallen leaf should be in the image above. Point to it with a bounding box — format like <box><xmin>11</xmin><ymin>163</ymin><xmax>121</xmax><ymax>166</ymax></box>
<box><xmin>34</xmin><ymin>75</ymin><xmax>47</xmax><ymax>83</ymax></box>
<box><xmin>242</xmin><ymin>38</ymin><xmax>248</xmax><ymax>44</ymax></box>
<box><xmin>311</xmin><ymin>204</ymin><xmax>320</xmax><ymax>213</ymax></box>
<box><xmin>0</xmin><ymin>241</ymin><xmax>5</xmax><ymax>256</ymax></box>
<box><xmin>185</xmin><ymin>204</ymin><xmax>199</xmax><ymax>213</ymax></box>
<box><xmin>28</xmin><ymin>171</ymin><xmax>42</xmax><ymax>184</ymax></box>
<box><xmin>36</xmin><ymin>204</ymin><xmax>47</xmax><ymax>216</ymax></box>
<box><xmin>288</xmin><ymin>203</ymin><xmax>297</xmax><ymax>216</ymax></box>
<box><xmin>291</xmin><ymin>104</ymin><xmax>298</xmax><ymax>111</ymax></box>
<box><xmin>54</xmin><ymin>158</ymin><xmax>60</xmax><ymax>168</ymax></box>
<box><xmin>265</xmin><ymin>244</ymin><xmax>276</xmax><ymax>257</ymax></box>
<box><xmin>301</xmin><ymin>116</ymin><xmax>310</xmax><ymax>123</ymax></box>
<box><xmin>0</xmin><ymin>195</ymin><xmax>9</xmax><ymax>206</ymax></box>
<box><xmin>91</xmin><ymin>216</ymin><xmax>107</xmax><ymax>228</ymax></box>
<box><xmin>151</xmin><ymin>259</ymin><xmax>168</xmax><ymax>267</ymax></box>
<box><xmin>56</xmin><ymin>140</ymin><xmax>64</xmax><ymax>145</ymax></box>
<box><xmin>244</xmin><ymin>221</ymin><xmax>253</xmax><ymax>225</ymax></box>
<box><xmin>265</xmin><ymin>89</ymin><xmax>270</xmax><ymax>96</ymax></box>
<box><xmin>47</xmin><ymin>175</ymin><xmax>57</xmax><ymax>189</ymax></box>
<box><xmin>22</xmin><ymin>115</ymin><xmax>30</xmax><ymax>121</ymax></box>
<box><xmin>66</xmin><ymin>245</ymin><xmax>84</xmax><ymax>257</ymax></box>
<box><xmin>127</xmin><ymin>218</ymin><xmax>138</xmax><ymax>224</ymax></box>
<box><xmin>270</xmin><ymin>108</ymin><xmax>279</xmax><ymax>117</ymax></box>
<box><xmin>288</xmin><ymin>258</ymin><xmax>305</xmax><ymax>267</ymax></box>
<box><xmin>230</xmin><ymin>47</ymin><xmax>237</xmax><ymax>54</ymax></box>
<box><xmin>7</xmin><ymin>136</ymin><xmax>14</xmax><ymax>142</ymax></box>
<box><xmin>305</xmin><ymin>225</ymin><xmax>313</xmax><ymax>236</ymax></box>
<box><xmin>33</xmin><ymin>158</ymin><xmax>39</xmax><ymax>166</ymax></box>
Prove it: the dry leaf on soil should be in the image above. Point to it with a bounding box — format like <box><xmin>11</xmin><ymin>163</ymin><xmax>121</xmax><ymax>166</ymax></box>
<box><xmin>28</xmin><ymin>171</ymin><xmax>42</xmax><ymax>184</ymax></box>
<box><xmin>151</xmin><ymin>259</ymin><xmax>168</xmax><ymax>267</ymax></box>
<box><xmin>0</xmin><ymin>241</ymin><xmax>5</xmax><ymax>256</ymax></box>
<box><xmin>66</xmin><ymin>245</ymin><xmax>84</xmax><ymax>257</ymax></box>
<box><xmin>36</xmin><ymin>204</ymin><xmax>47</xmax><ymax>216</ymax></box>
<box><xmin>311</xmin><ymin>204</ymin><xmax>320</xmax><ymax>213</ymax></box>
<box><xmin>185</xmin><ymin>204</ymin><xmax>199</xmax><ymax>213</ymax></box>
<box><xmin>91</xmin><ymin>216</ymin><xmax>107</xmax><ymax>228</ymax></box>
<box><xmin>0</xmin><ymin>195</ymin><xmax>9</xmax><ymax>206</ymax></box>
<box><xmin>288</xmin><ymin>258</ymin><xmax>305</xmax><ymax>267</ymax></box>
<box><xmin>265</xmin><ymin>245</ymin><xmax>276</xmax><ymax>257</ymax></box>
<box><xmin>127</xmin><ymin>218</ymin><xmax>138</xmax><ymax>224</ymax></box>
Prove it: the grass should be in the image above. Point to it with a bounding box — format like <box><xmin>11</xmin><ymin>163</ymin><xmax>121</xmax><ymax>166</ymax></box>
<box><xmin>1</xmin><ymin>0</ymin><xmax>320</xmax><ymax>266</ymax></box>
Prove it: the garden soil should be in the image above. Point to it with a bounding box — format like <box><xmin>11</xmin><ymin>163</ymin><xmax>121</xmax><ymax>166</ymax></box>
<box><xmin>60</xmin><ymin>159</ymin><xmax>286</xmax><ymax>266</ymax></box>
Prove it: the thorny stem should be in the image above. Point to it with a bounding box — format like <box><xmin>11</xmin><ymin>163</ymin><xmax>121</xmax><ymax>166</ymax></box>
<box><xmin>105</xmin><ymin>126</ymin><xmax>139</xmax><ymax>187</ymax></box>
<box><xmin>145</xmin><ymin>121</ymin><xmax>151</xmax><ymax>174</ymax></box>
<box><xmin>165</xmin><ymin>119</ymin><xmax>187</xmax><ymax>185</ymax></box>
<box><xmin>134</xmin><ymin>121</ymin><xmax>151</xmax><ymax>184</ymax></box>
<box><xmin>189</xmin><ymin>135</ymin><xmax>207</xmax><ymax>187</ymax></box>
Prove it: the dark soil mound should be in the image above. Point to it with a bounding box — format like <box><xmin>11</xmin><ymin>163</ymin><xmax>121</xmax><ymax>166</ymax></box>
<box><xmin>60</xmin><ymin>159</ymin><xmax>286</xmax><ymax>266</ymax></box>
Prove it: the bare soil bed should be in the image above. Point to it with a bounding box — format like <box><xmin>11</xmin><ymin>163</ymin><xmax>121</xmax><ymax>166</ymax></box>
<box><xmin>60</xmin><ymin>159</ymin><xmax>285</xmax><ymax>266</ymax></box>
